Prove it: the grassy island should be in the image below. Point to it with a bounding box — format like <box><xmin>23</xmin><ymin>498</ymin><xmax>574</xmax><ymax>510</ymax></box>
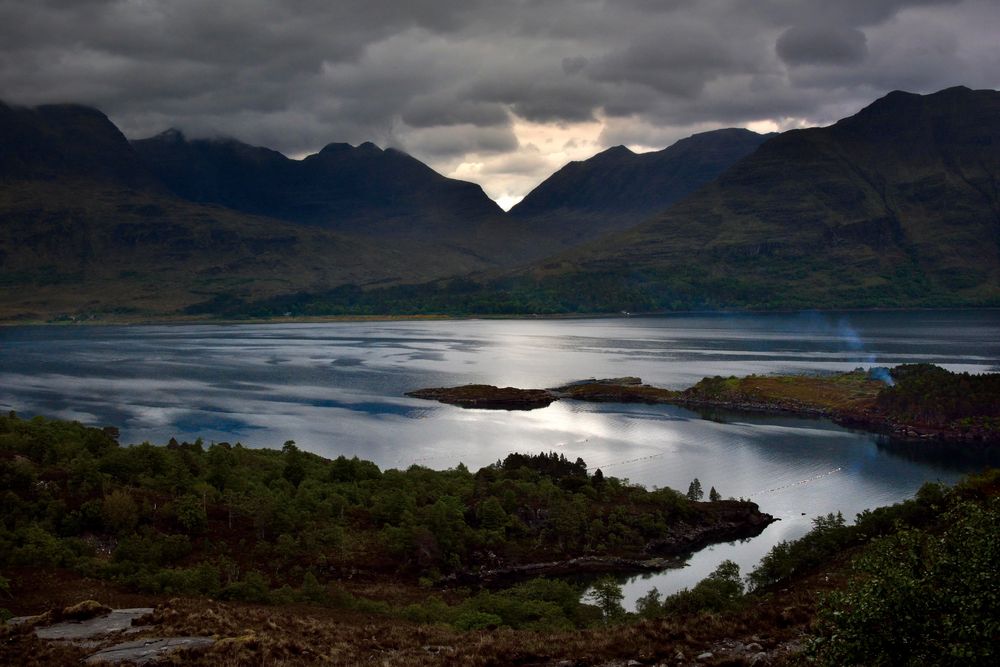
<box><xmin>410</xmin><ymin>364</ymin><xmax>1000</xmax><ymax>443</ymax></box>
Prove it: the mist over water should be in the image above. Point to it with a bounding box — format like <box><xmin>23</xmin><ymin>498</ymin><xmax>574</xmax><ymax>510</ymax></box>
<box><xmin>2</xmin><ymin>310</ymin><xmax>997</xmax><ymax>608</ymax></box>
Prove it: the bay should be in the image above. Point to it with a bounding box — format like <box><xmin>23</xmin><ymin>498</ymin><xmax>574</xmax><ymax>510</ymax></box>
<box><xmin>2</xmin><ymin>309</ymin><xmax>998</xmax><ymax>609</ymax></box>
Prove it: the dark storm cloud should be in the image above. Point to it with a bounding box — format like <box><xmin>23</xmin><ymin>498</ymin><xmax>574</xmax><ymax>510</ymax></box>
<box><xmin>587</xmin><ymin>25</ymin><xmax>744</xmax><ymax>96</ymax></box>
<box><xmin>0</xmin><ymin>0</ymin><xmax>996</xmax><ymax>196</ymax></box>
<box><xmin>776</xmin><ymin>26</ymin><xmax>869</xmax><ymax>66</ymax></box>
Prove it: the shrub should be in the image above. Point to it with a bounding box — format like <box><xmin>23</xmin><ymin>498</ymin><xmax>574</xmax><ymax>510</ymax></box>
<box><xmin>813</xmin><ymin>500</ymin><xmax>999</xmax><ymax>666</ymax></box>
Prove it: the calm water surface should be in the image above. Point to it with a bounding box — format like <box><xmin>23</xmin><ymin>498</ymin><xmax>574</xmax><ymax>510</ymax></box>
<box><xmin>2</xmin><ymin>310</ymin><xmax>998</xmax><ymax>608</ymax></box>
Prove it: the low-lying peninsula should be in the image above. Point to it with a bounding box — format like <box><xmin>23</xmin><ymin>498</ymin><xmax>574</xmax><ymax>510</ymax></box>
<box><xmin>407</xmin><ymin>363</ymin><xmax>1000</xmax><ymax>443</ymax></box>
<box><xmin>0</xmin><ymin>413</ymin><xmax>771</xmax><ymax>605</ymax></box>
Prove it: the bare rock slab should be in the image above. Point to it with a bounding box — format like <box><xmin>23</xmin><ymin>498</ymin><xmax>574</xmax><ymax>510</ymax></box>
<box><xmin>35</xmin><ymin>608</ymin><xmax>154</xmax><ymax>642</ymax></box>
<box><xmin>85</xmin><ymin>637</ymin><xmax>215</xmax><ymax>664</ymax></box>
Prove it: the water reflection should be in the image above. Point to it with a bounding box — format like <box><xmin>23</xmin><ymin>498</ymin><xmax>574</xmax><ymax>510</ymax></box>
<box><xmin>1</xmin><ymin>310</ymin><xmax>998</xmax><ymax>609</ymax></box>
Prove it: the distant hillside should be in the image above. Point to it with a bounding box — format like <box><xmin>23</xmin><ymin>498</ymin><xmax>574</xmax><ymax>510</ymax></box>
<box><xmin>516</xmin><ymin>86</ymin><xmax>1000</xmax><ymax>311</ymax></box>
<box><xmin>0</xmin><ymin>103</ymin><xmax>516</xmax><ymax>320</ymax></box>
<box><xmin>131</xmin><ymin>131</ymin><xmax>504</xmax><ymax>239</ymax></box>
<box><xmin>509</xmin><ymin>128</ymin><xmax>772</xmax><ymax>243</ymax></box>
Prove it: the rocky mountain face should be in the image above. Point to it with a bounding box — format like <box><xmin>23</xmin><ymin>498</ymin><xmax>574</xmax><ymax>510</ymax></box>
<box><xmin>527</xmin><ymin>86</ymin><xmax>1000</xmax><ymax>310</ymax></box>
<box><xmin>509</xmin><ymin>128</ymin><xmax>772</xmax><ymax>243</ymax></box>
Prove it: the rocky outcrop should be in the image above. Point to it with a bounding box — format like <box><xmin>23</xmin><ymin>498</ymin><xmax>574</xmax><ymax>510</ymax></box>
<box><xmin>85</xmin><ymin>637</ymin><xmax>216</xmax><ymax>665</ymax></box>
<box><xmin>6</xmin><ymin>602</ymin><xmax>216</xmax><ymax>664</ymax></box>
<box><xmin>406</xmin><ymin>384</ymin><xmax>558</xmax><ymax>410</ymax></box>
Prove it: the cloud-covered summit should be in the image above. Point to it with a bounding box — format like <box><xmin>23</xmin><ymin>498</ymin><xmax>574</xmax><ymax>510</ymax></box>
<box><xmin>1</xmin><ymin>0</ymin><xmax>996</xmax><ymax>205</ymax></box>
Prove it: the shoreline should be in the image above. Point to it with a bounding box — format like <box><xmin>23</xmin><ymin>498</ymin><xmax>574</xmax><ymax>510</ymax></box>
<box><xmin>2</xmin><ymin>305</ymin><xmax>999</xmax><ymax>328</ymax></box>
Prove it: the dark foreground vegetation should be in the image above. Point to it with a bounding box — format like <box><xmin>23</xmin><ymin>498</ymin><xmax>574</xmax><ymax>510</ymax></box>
<box><xmin>0</xmin><ymin>413</ymin><xmax>768</xmax><ymax>614</ymax></box>
<box><xmin>2</xmin><ymin>413</ymin><xmax>997</xmax><ymax>665</ymax></box>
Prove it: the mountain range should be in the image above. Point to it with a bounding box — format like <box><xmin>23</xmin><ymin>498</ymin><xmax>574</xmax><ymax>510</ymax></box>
<box><xmin>1</xmin><ymin>86</ymin><xmax>998</xmax><ymax>319</ymax></box>
<box><xmin>520</xmin><ymin>86</ymin><xmax>1000</xmax><ymax>311</ymax></box>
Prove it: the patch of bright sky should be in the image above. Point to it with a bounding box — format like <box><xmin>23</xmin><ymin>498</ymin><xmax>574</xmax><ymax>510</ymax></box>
<box><xmin>448</xmin><ymin>114</ymin><xmax>606</xmax><ymax>211</ymax></box>
<box><xmin>446</xmin><ymin>113</ymin><xmax>818</xmax><ymax>210</ymax></box>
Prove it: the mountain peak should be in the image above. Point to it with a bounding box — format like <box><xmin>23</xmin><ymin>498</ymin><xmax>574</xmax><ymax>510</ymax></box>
<box><xmin>601</xmin><ymin>145</ymin><xmax>633</xmax><ymax>156</ymax></box>
<box><xmin>318</xmin><ymin>141</ymin><xmax>384</xmax><ymax>156</ymax></box>
<box><xmin>318</xmin><ymin>142</ymin><xmax>353</xmax><ymax>154</ymax></box>
<box><xmin>0</xmin><ymin>100</ymin><xmax>159</xmax><ymax>188</ymax></box>
<box><xmin>154</xmin><ymin>128</ymin><xmax>187</xmax><ymax>143</ymax></box>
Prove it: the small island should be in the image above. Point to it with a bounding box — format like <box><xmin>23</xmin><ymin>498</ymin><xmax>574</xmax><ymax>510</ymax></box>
<box><xmin>408</xmin><ymin>363</ymin><xmax>1000</xmax><ymax>444</ymax></box>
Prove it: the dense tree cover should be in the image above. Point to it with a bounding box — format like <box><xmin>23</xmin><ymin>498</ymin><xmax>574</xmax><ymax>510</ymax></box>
<box><xmin>679</xmin><ymin>364</ymin><xmax>1000</xmax><ymax>440</ymax></box>
<box><xmin>0</xmin><ymin>414</ymin><xmax>703</xmax><ymax>618</ymax></box>
<box><xmin>634</xmin><ymin>470</ymin><xmax>999</xmax><ymax>660</ymax></box>
<box><xmin>185</xmin><ymin>251</ymin><xmax>1000</xmax><ymax>320</ymax></box>
<box><xmin>879</xmin><ymin>363</ymin><xmax>1000</xmax><ymax>432</ymax></box>
<box><xmin>812</xmin><ymin>498</ymin><xmax>999</xmax><ymax>666</ymax></box>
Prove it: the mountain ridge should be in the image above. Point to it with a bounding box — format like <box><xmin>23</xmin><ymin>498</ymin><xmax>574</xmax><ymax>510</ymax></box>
<box><xmin>131</xmin><ymin>129</ymin><xmax>505</xmax><ymax>239</ymax></box>
<box><xmin>508</xmin><ymin>127</ymin><xmax>774</xmax><ymax>243</ymax></box>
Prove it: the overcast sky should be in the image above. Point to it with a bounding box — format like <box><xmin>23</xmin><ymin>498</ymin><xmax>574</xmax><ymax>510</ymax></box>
<box><xmin>2</xmin><ymin>1</ymin><xmax>998</xmax><ymax>208</ymax></box>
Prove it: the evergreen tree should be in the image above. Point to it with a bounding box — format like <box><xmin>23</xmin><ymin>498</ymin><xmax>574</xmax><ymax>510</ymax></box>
<box><xmin>282</xmin><ymin>440</ymin><xmax>306</xmax><ymax>488</ymax></box>
<box><xmin>687</xmin><ymin>478</ymin><xmax>703</xmax><ymax>501</ymax></box>
<box><xmin>709</xmin><ymin>486</ymin><xmax>721</xmax><ymax>502</ymax></box>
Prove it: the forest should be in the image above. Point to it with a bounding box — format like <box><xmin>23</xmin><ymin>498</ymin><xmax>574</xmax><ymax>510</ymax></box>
<box><xmin>1</xmin><ymin>413</ymin><xmax>997</xmax><ymax>665</ymax></box>
<box><xmin>877</xmin><ymin>363</ymin><xmax>1000</xmax><ymax>432</ymax></box>
<box><xmin>0</xmin><ymin>413</ymin><xmax>769</xmax><ymax>629</ymax></box>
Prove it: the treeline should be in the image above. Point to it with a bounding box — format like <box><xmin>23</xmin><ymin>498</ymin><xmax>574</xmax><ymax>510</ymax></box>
<box><xmin>181</xmin><ymin>262</ymin><xmax>1000</xmax><ymax>319</ymax></box>
<box><xmin>0</xmin><ymin>414</ymin><xmax>707</xmax><ymax>609</ymax></box>
<box><xmin>880</xmin><ymin>363</ymin><xmax>1000</xmax><ymax>432</ymax></box>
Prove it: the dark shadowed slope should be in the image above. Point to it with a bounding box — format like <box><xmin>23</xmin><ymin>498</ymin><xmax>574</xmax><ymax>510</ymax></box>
<box><xmin>131</xmin><ymin>131</ymin><xmax>504</xmax><ymax>238</ymax></box>
<box><xmin>0</xmin><ymin>102</ymin><xmax>161</xmax><ymax>189</ymax></box>
<box><xmin>526</xmin><ymin>87</ymin><xmax>1000</xmax><ymax>310</ymax></box>
<box><xmin>509</xmin><ymin>128</ymin><xmax>772</xmax><ymax>244</ymax></box>
<box><xmin>130</xmin><ymin>129</ymin><xmax>562</xmax><ymax>267</ymax></box>
<box><xmin>0</xmin><ymin>103</ymin><xmax>507</xmax><ymax>320</ymax></box>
